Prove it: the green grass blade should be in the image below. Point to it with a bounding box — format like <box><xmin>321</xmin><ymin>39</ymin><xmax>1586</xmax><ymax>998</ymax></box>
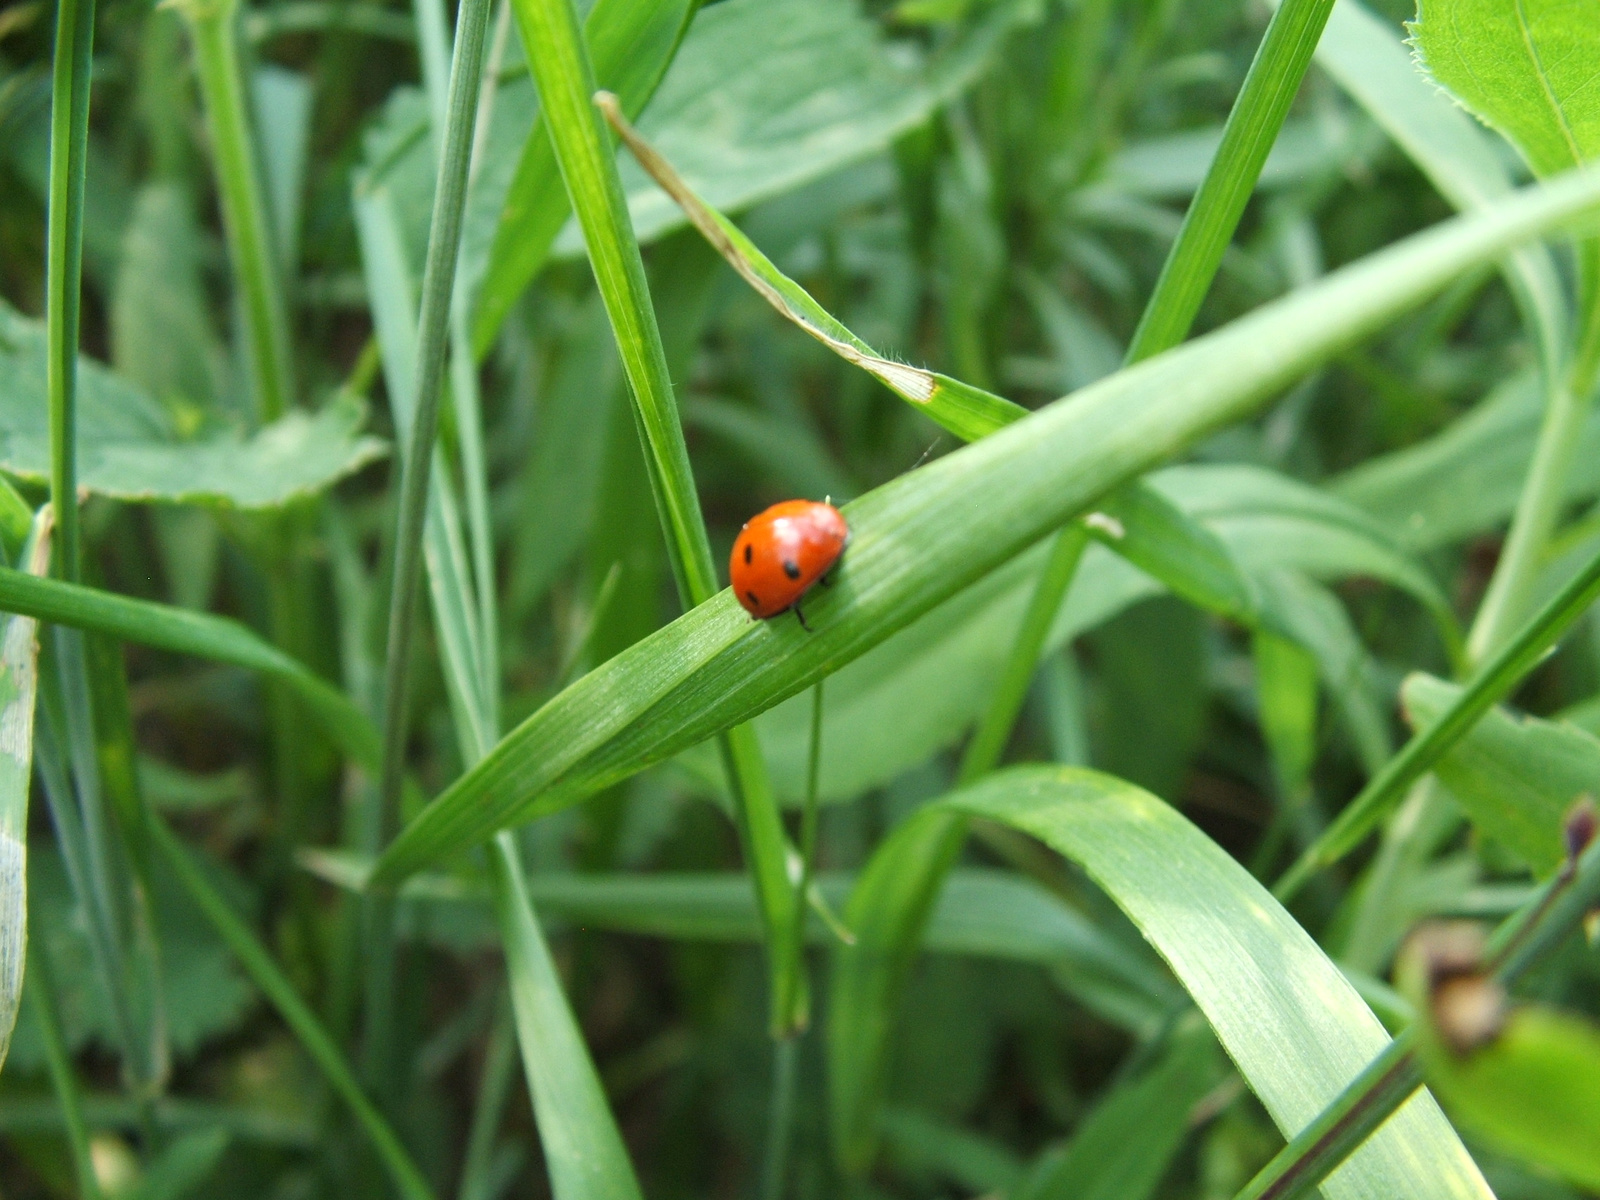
<box><xmin>0</xmin><ymin>567</ymin><xmax>380</xmax><ymax>770</ymax></box>
<box><xmin>1124</xmin><ymin>0</ymin><xmax>1336</xmax><ymax>362</ymax></box>
<box><xmin>600</xmin><ymin>97</ymin><xmax>1027</xmax><ymax>444</ymax></box>
<box><xmin>172</xmin><ymin>0</ymin><xmax>295</xmax><ymax>421</ymax></box>
<box><xmin>1274</xmin><ymin>538</ymin><xmax>1600</xmax><ymax>900</ymax></box>
<box><xmin>24</xmin><ymin>940</ymin><xmax>103</xmax><ymax>1199</ymax></box>
<box><xmin>488</xmin><ymin>833</ymin><xmax>644</xmax><ymax>1200</ymax></box>
<box><xmin>371</xmin><ymin>163</ymin><xmax>1600</xmax><ymax>885</ymax></box>
<box><xmin>471</xmin><ymin>0</ymin><xmax>697</xmax><ymax>354</ymax></box>
<box><xmin>146</xmin><ymin>814</ymin><xmax>435</xmax><ymax>1200</ymax></box>
<box><xmin>940</xmin><ymin>766</ymin><xmax>1492</xmax><ymax>1200</ymax></box>
<box><xmin>516</xmin><ymin>0</ymin><xmax>800</xmax><ymax>1032</ymax></box>
<box><xmin>374</xmin><ymin>0</ymin><xmax>494</xmax><ymax>841</ymax></box>
<box><xmin>45</xmin><ymin>0</ymin><xmax>95</xmax><ymax>581</ymax></box>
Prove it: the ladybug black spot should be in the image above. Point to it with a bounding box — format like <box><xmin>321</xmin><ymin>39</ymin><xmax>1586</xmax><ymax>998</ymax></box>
<box><xmin>782</xmin><ymin>559</ymin><xmax>801</xmax><ymax>580</ymax></box>
<box><xmin>745</xmin><ymin>590</ymin><xmax>761</xmax><ymax>608</ymax></box>
<box><xmin>743</xmin><ymin>543</ymin><xmax>753</xmax><ymax>565</ymax></box>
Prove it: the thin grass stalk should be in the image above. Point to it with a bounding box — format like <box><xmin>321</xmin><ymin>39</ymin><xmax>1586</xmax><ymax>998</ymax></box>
<box><xmin>374</xmin><ymin>0</ymin><xmax>494</xmax><ymax>846</ymax></box>
<box><xmin>1235</xmin><ymin>826</ymin><xmax>1600</xmax><ymax>1200</ymax></box>
<box><xmin>1466</xmin><ymin>245</ymin><xmax>1600</xmax><ymax>661</ymax></box>
<box><xmin>1124</xmin><ymin>0</ymin><xmax>1337</xmax><ymax>361</ymax></box>
<box><xmin>511</xmin><ymin>0</ymin><xmax>801</xmax><ymax>1033</ymax></box>
<box><xmin>1274</xmin><ymin>536</ymin><xmax>1600</xmax><ymax>900</ymax></box>
<box><xmin>176</xmin><ymin>0</ymin><xmax>294</xmax><ymax>421</ymax></box>
<box><xmin>45</xmin><ymin>0</ymin><xmax>94</xmax><ymax>582</ymax></box>
<box><xmin>26</xmin><ymin>941</ymin><xmax>103</xmax><ymax>1200</ymax></box>
<box><xmin>146</xmin><ymin>813</ymin><xmax>436</xmax><ymax>1200</ymax></box>
<box><xmin>760</xmin><ymin>1035</ymin><xmax>799</xmax><ymax>1200</ymax></box>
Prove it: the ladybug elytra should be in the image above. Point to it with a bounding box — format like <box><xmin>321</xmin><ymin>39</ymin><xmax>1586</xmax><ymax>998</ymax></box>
<box><xmin>729</xmin><ymin>499</ymin><xmax>848</xmax><ymax>630</ymax></box>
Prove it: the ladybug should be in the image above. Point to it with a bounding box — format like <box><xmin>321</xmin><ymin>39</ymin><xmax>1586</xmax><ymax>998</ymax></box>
<box><xmin>730</xmin><ymin>499</ymin><xmax>848</xmax><ymax>630</ymax></box>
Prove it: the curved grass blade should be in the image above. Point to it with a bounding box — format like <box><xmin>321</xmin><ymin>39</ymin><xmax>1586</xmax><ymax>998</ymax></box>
<box><xmin>146</xmin><ymin>814</ymin><xmax>434</xmax><ymax>1200</ymax></box>
<box><xmin>0</xmin><ymin>567</ymin><xmax>379</xmax><ymax>771</ymax></box>
<box><xmin>371</xmin><ymin>163</ymin><xmax>1600</xmax><ymax>885</ymax></box>
<box><xmin>600</xmin><ymin>94</ymin><xmax>1026</xmax><ymax>444</ymax></box>
<box><xmin>24</xmin><ymin>939</ymin><xmax>103</xmax><ymax>1198</ymax></box>
<box><xmin>172</xmin><ymin>0</ymin><xmax>295</xmax><ymax>420</ymax></box>
<box><xmin>933</xmin><ymin>766</ymin><xmax>1491</xmax><ymax>1200</ymax></box>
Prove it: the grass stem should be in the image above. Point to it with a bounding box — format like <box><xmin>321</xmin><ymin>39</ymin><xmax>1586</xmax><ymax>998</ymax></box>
<box><xmin>45</xmin><ymin>0</ymin><xmax>95</xmax><ymax>582</ymax></box>
<box><xmin>178</xmin><ymin>0</ymin><xmax>295</xmax><ymax>422</ymax></box>
<box><xmin>373</xmin><ymin>0</ymin><xmax>494</xmax><ymax>846</ymax></box>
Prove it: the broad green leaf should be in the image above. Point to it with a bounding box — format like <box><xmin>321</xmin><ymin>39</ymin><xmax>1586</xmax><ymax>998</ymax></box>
<box><xmin>1401</xmin><ymin>672</ymin><xmax>1595</xmax><ymax>874</ymax></box>
<box><xmin>1014</xmin><ymin>1020</ymin><xmax>1223</xmax><ymax>1200</ymax></box>
<box><xmin>1313</xmin><ymin>0</ymin><xmax>1568</xmax><ymax>367</ymax></box>
<box><xmin>931</xmin><ymin>767</ymin><xmax>1491</xmax><ymax>1200</ymax></box>
<box><xmin>0</xmin><ymin>518</ymin><xmax>46</xmax><ymax>1073</ymax></box>
<box><xmin>0</xmin><ymin>303</ymin><xmax>385</xmax><ymax>507</ymax></box>
<box><xmin>126</xmin><ymin>1127</ymin><xmax>229</xmax><ymax>1200</ymax></box>
<box><xmin>1411</xmin><ymin>0</ymin><xmax>1600</xmax><ymax>178</ymax></box>
<box><xmin>468</xmin><ymin>0</ymin><xmax>696</xmax><ymax>352</ymax></box>
<box><xmin>111</xmin><ymin>184</ymin><xmax>225</xmax><ymax>417</ymax></box>
<box><xmin>371</xmin><ymin>162</ymin><xmax>1600</xmax><ymax>885</ymax></box>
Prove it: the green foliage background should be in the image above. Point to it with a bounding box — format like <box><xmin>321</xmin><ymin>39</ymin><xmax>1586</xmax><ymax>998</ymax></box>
<box><xmin>0</xmin><ymin>0</ymin><xmax>1598</xmax><ymax>1197</ymax></box>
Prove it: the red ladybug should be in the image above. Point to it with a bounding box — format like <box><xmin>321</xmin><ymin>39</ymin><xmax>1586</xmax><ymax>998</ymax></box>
<box><xmin>730</xmin><ymin>499</ymin><xmax>848</xmax><ymax>630</ymax></box>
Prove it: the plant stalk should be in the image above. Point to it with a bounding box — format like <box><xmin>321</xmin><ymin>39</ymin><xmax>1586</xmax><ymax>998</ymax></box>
<box><xmin>373</xmin><ymin>0</ymin><xmax>495</xmax><ymax>847</ymax></box>
<box><xmin>45</xmin><ymin>0</ymin><xmax>95</xmax><ymax>582</ymax></box>
<box><xmin>178</xmin><ymin>0</ymin><xmax>295</xmax><ymax>422</ymax></box>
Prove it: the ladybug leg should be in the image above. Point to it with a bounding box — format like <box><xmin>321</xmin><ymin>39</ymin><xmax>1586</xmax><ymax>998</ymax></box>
<box><xmin>793</xmin><ymin>603</ymin><xmax>812</xmax><ymax>633</ymax></box>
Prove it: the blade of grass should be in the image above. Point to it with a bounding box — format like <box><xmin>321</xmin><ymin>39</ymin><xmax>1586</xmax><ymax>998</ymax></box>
<box><xmin>1124</xmin><ymin>0</ymin><xmax>1336</xmax><ymax>359</ymax></box>
<box><xmin>516</xmin><ymin>0</ymin><xmax>800</xmax><ymax>1033</ymax></box>
<box><xmin>382</xmin><ymin>3</ymin><xmax>651</xmax><ymax>1194</ymax></box>
<box><xmin>171</xmin><ymin>0</ymin><xmax>294</xmax><ymax>421</ymax></box>
<box><xmin>374</xmin><ymin>0</ymin><xmax>493</xmax><ymax>846</ymax></box>
<box><xmin>45</xmin><ymin>0</ymin><xmax>94</xmax><ymax>580</ymax></box>
<box><xmin>488</xmin><ymin>833</ymin><xmax>645</xmax><ymax>1200</ymax></box>
<box><xmin>145</xmin><ymin>813</ymin><xmax>435</xmax><ymax>1200</ymax></box>
<box><xmin>942</xmin><ymin>767</ymin><xmax>1491</xmax><ymax>1200</ymax></box>
<box><xmin>0</xmin><ymin>567</ymin><xmax>379</xmax><ymax>770</ymax></box>
<box><xmin>24</xmin><ymin>939</ymin><xmax>103</xmax><ymax>1199</ymax></box>
<box><xmin>1273</xmin><ymin>536</ymin><xmax>1600</xmax><ymax>900</ymax></box>
<box><xmin>470</xmin><ymin>0</ymin><xmax>698</xmax><ymax>355</ymax></box>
